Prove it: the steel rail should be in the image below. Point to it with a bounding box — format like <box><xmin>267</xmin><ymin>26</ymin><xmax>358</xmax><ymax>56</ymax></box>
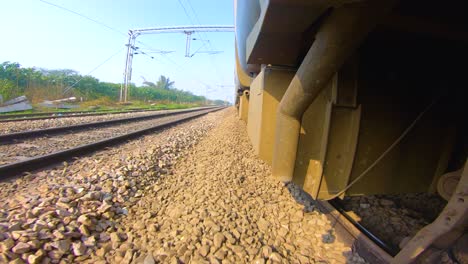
<box><xmin>0</xmin><ymin>108</ymin><xmax>181</xmax><ymax>122</ymax></box>
<box><xmin>0</xmin><ymin>107</ymin><xmax>224</xmax><ymax>179</ymax></box>
<box><xmin>0</xmin><ymin>111</ymin><xmax>143</xmax><ymax>123</ymax></box>
<box><xmin>328</xmin><ymin>198</ymin><xmax>400</xmax><ymax>257</ymax></box>
<box><xmin>0</xmin><ymin>107</ymin><xmax>215</xmax><ymax>142</ymax></box>
<box><xmin>0</xmin><ymin>108</ymin><xmax>145</xmax><ymax>119</ymax></box>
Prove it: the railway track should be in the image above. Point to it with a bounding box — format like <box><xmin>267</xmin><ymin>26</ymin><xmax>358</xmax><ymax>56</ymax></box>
<box><xmin>0</xmin><ymin>108</ymin><xmax>454</xmax><ymax>263</ymax></box>
<box><xmin>0</xmin><ymin>107</ymin><xmax>223</xmax><ymax>178</ymax></box>
<box><xmin>0</xmin><ymin>107</ymin><xmax>215</xmax><ymax>135</ymax></box>
<box><xmin>0</xmin><ymin>107</ymin><xmax>213</xmax><ymax>140</ymax></box>
<box><xmin>0</xmin><ymin>107</ymin><xmax>452</xmax><ymax>264</ymax></box>
<box><xmin>322</xmin><ymin>194</ymin><xmax>456</xmax><ymax>263</ymax></box>
<box><xmin>318</xmin><ymin>200</ymin><xmax>395</xmax><ymax>264</ymax></box>
<box><xmin>0</xmin><ymin>107</ymin><xmax>175</xmax><ymax>122</ymax></box>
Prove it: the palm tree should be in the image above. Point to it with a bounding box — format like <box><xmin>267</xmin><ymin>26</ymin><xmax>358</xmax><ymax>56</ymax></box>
<box><xmin>156</xmin><ymin>75</ymin><xmax>175</xmax><ymax>90</ymax></box>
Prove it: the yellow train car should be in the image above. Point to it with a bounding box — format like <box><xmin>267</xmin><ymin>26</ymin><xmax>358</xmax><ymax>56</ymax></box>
<box><xmin>234</xmin><ymin>0</ymin><xmax>467</xmax><ymax>263</ymax></box>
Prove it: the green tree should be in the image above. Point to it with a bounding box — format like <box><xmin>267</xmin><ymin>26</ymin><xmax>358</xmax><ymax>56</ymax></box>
<box><xmin>155</xmin><ymin>75</ymin><xmax>175</xmax><ymax>90</ymax></box>
<box><xmin>0</xmin><ymin>79</ymin><xmax>17</xmax><ymax>101</ymax></box>
<box><xmin>0</xmin><ymin>62</ymin><xmax>28</xmax><ymax>100</ymax></box>
<box><xmin>0</xmin><ymin>61</ymin><xmax>208</xmax><ymax>105</ymax></box>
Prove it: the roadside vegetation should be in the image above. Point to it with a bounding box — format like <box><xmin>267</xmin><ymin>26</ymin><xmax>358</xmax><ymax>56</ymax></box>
<box><xmin>0</xmin><ymin>61</ymin><xmax>224</xmax><ymax>114</ymax></box>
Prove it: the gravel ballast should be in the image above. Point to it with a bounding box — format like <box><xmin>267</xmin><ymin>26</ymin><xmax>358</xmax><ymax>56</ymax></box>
<box><xmin>0</xmin><ymin>110</ymin><xmax>221</xmax><ymax>263</ymax></box>
<box><xmin>0</xmin><ymin>109</ymin><xmax>213</xmax><ymax>165</ymax></box>
<box><xmin>108</xmin><ymin>108</ymin><xmax>365</xmax><ymax>264</ymax></box>
<box><xmin>0</xmin><ymin>108</ymin><xmax>366</xmax><ymax>263</ymax></box>
<box><xmin>341</xmin><ymin>194</ymin><xmax>447</xmax><ymax>251</ymax></box>
<box><xmin>0</xmin><ymin>108</ymin><xmax>198</xmax><ymax>135</ymax></box>
<box><xmin>340</xmin><ymin>194</ymin><xmax>463</xmax><ymax>264</ymax></box>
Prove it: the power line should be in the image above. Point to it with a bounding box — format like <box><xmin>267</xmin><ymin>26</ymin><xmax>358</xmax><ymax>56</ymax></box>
<box><xmin>185</xmin><ymin>0</ymin><xmax>217</xmax><ymax>51</ymax></box>
<box><xmin>160</xmin><ymin>54</ymin><xmax>211</xmax><ymax>87</ymax></box>
<box><xmin>177</xmin><ymin>0</ymin><xmax>197</xmax><ymax>25</ymax></box>
<box><xmin>37</xmin><ymin>1</ymin><xmax>180</xmax><ymax>89</ymax></box>
<box><xmin>181</xmin><ymin>0</ymin><xmax>226</xmax><ymax>85</ymax></box>
<box><xmin>38</xmin><ymin>0</ymin><xmax>167</xmax><ymax>55</ymax></box>
<box><xmin>152</xmin><ymin>57</ymin><xmax>210</xmax><ymax>98</ymax></box>
<box><xmin>38</xmin><ymin>0</ymin><xmax>127</xmax><ymax>37</ymax></box>
<box><xmin>39</xmin><ymin>0</ymin><xmax>220</xmax><ymax>99</ymax></box>
<box><xmin>135</xmin><ymin>40</ymin><xmax>168</xmax><ymax>54</ymax></box>
<box><xmin>130</xmin><ymin>40</ymin><xmax>212</xmax><ymax>95</ymax></box>
<box><xmin>63</xmin><ymin>47</ymin><xmax>125</xmax><ymax>94</ymax></box>
<box><xmin>177</xmin><ymin>0</ymin><xmax>212</xmax><ymax>56</ymax></box>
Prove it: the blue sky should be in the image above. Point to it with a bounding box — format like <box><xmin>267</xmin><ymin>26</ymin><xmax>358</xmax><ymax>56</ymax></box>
<box><xmin>0</xmin><ymin>0</ymin><xmax>235</xmax><ymax>102</ymax></box>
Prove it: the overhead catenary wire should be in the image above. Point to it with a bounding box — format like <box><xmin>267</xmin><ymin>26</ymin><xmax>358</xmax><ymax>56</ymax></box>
<box><xmin>177</xmin><ymin>0</ymin><xmax>197</xmax><ymax>25</ymax></box>
<box><xmin>176</xmin><ymin>0</ymin><xmax>208</xmax><ymax>57</ymax></box>
<box><xmin>133</xmin><ymin>33</ymin><xmax>214</xmax><ymax>87</ymax></box>
<box><xmin>133</xmin><ymin>38</ymin><xmax>211</xmax><ymax>88</ymax></box>
<box><xmin>176</xmin><ymin>0</ymin><xmax>227</xmax><ymax>94</ymax></box>
<box><xmin>39</xmin><ymin>0</ymin><xmax>219</xmax><ymax>100</ymax></box>
<box><xmin>132</xmin><ymin>41</ymin><xmax>213</xmax><ymax>97</ymax></box>
<box><xmin>38</xmin><ymin>0</ymin><xmax>165</xmax><ymax>51</ymax></box>
<box><xmin>63</xmin><ymin>47</ymin><xmax>125</xmax><ymax>95</ymax></box>
<box><xmin>38</xmin><ymin>1</ymin><xmax>170</xmax><ymax>61</ymax></box>
<box><xmin>176</xmin><ymin>0</ymin><xmax>216</xmax><ymax>56</ymax></box>
<box><xmin>38</xmin><ymin>0</ymin><xmax>127</xmax><ymax>37</ymax></box>
<box><xmin>123</xmin><ymin>34</ymin><xmax>218</xmax><ymax>100</ymax></box>
<box><xmin>177</xmin><ymin>0</ymin><xmax>216</xmax><ymax>54</ymax></box>
<box><xmin>184</xmin><ymin>0</ymin><xmax>227</xmax><ymax>85</ymax></box>
<box><xmin>185</xmin><ymin>0</ymin><xmax>217</xmax><ymax>52</ymax></box>
<box><xmin>189</xmin><ymin>43</ymin><xmax>209</xmax><ymax>57</ymax></box>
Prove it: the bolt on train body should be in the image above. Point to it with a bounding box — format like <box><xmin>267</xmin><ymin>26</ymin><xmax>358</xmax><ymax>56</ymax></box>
<box><xmin>233</xmin><ymin>0</ymin><xmax>467</xmax><ymax>263</ymax></box>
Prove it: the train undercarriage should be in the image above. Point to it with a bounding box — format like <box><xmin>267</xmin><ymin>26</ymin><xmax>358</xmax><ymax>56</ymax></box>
<box><xmin>234</xmin><ymin>0</ymin><xmax>467</xmax><ymax>263</ymax></box>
